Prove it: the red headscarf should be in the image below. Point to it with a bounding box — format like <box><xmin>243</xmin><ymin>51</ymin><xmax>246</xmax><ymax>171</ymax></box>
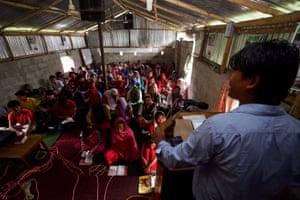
<box><xmin>111</xmin><ymin>117</ymin><xmax>139</xmax><ymax>158</ymax></box>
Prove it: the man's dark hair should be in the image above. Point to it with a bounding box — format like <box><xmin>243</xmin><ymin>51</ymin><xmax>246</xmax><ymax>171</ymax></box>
<box><xmin>69</xmin><ymin>72</ymin><xmax>75</xmax><ymax>77</ymax></box>
<box><xmin>46</xmin><ymin>90</ymin><xmax>55</xmax><ymax>96</ymax></box>
<box><xmin>55</xmin><ymin>71</ymin><xmax>62</xmax><ymax>78</ymax></box>
<box><xmin>15</xmin><ymin>90</ymin><xmax>27</xmax><ymax>97</ymax></box>
<box><xmin>91</xmin><ymin>102</ymin><xmax>107</xmax><ymax>123</ymax></box>
<box><xmin>143</xmin><ymin>94</ymin><xmax>151</xmax><ymax>100</ymax></box>
<box><xmin>7</xmin><ymin>100</ymin><xmax>20</xmax><ymax>108</ymax></box>
<box><xmin>49</xmin><ymin>75</ymin><xmax>56</xmax><ymax>79</ymax></box>
<box><xmin>229</xmin><ymin>40</ymin><xmax>299</xmax><ymax>105</ymax></box>
<box><xmin>58</xmin><ymin>96</ymin><xmax>68</xmax><ymax>105</ymax></box>
<box><xmin>81</xmin><ymin>127</ymin><xmax>93</xmax><ymax>137</ymax></box>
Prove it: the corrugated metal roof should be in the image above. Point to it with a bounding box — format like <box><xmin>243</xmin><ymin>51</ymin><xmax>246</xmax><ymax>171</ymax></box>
<box><xmin>0</xmin><ymin>0</ymin><xmax>299</xmax><ymax>34</ymax></box>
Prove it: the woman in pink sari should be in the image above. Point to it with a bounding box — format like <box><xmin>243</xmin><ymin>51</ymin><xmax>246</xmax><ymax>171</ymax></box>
<box><xmin>104</xmin><ymin>117</ymin><xmax>140</xmax><ymax>166</ymax></box>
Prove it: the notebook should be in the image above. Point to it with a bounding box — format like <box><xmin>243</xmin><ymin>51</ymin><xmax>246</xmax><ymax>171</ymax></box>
<box><xmin>107</xmin><ymin>165</ymin><xmax>128</xmax><ymax>176</ymax></box>
<box><xmin>182</xmin><ymin>114</ymin><xmax>206</xmax><ymax>129</ymax></box>
<box><xmin>138</xmin><ymin>175</ymin><xmax>152</xmax><ymax>194</ymax></box>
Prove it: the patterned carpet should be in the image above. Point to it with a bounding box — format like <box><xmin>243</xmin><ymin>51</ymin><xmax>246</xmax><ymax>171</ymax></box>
<box><xmin>0</xmin><ymin>128</ymin><xmax>150</xmax><ymax>200</ymax></box>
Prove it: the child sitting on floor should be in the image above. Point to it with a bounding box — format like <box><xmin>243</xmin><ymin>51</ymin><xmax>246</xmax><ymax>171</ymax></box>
<box><xmin>140</xmin><ymin>135</ymin><xmax>157</xmax><ymax>174</ymax></box>
<box><xmin>75</xmin><ymin>127</ymin><xmax>106</xmax><ymax>156</ymax></box>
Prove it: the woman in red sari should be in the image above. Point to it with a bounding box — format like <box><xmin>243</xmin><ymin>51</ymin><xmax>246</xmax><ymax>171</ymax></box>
<box><xmin>104</xmin><ymin>117</ymin><xmax>140</xmax><ymax>166</ymax></box>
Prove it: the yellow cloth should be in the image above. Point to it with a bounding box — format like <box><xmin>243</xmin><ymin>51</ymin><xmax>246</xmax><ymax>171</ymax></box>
<box><xmin>20</xmin><ymin>97</ymin><xmax>40</xmax><ymax>112</ymax></box>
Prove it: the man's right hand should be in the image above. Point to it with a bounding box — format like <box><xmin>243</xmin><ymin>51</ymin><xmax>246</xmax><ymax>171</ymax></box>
<box><xmin>152</xmin><ymin>127</ymin><xmax>165</xmax><ymax>145</ymax></box>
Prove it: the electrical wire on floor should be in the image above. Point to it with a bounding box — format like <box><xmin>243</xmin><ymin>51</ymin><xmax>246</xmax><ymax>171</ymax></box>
<box><xmin>103</xmin><ymin>176</ymin><xmax>114</xmax><ymax>200</ymax></box>
<box><xmin>71</xmin><ymin>174</ymin><xmax>80</xmax><ymax>200</ymax></box>
<box><xmin>102</xmin><ymin>175</ymin><xmax>151</xmax><ymax>200</ymax></box>
<box><xmin>0</xmin><ymin>146</ymin><xmax>83</xmax><ymax>200</ymax></box>
<box><xmin>1</xmin><ymin>160</ymin><xmax>12</xmax><ymax>177</ymax></box>
<box><xmin>89</xmin><ymin>162</ymin><xmax>107</xmax><ymax>176</ymax></box>
<box><xmin>95</xmin><ymin>174</ymin><xmax>100</xmax><ymax>200</ymax></box>
<box><xmin>125</xmin><ymin>195</ymin><xmax>151</xmax><ymax>200</ymax></box>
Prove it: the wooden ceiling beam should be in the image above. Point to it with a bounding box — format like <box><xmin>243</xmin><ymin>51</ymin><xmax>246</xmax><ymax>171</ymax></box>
<box><xmin>139</xmin><ymin>0</ymin><xmax>207</xmax><ymax>26</ymax></box>
<box><xmin>163</xmin><ymin>0</ymin><xmax>230</xmax><ymax>23</ymax></box>
<box><xmin>157</xmin><ymin>14</ymin><xmax>184</xmax><ymax>28</ymax></box>
<box><xmin>104</xmin><ymin>4</ymin><xmax>126</xmax><ymax>22</ymax></box>
<box><xmin>0</xmin><ymin>0</ymin><xmax>77</xmax><ymax>16</ymax></box>
<box><xmin>235</xmin><ymin>11</ymin><xmax>300</xmax><ymax>27</ymax></box>
<box><xmin>127</xmin><ymin>0</ymin><xmax>184</xmax><ymax>27</ymax></box>
<box><xmin>206</xmin><ymin>11</ymin><xmax>300</xmax><ymax>32</ymax></box>
<box><xmin>69</xmin><ymin>23</ymin><xmax>96</xmax><ymax>33</ymax></box>
<box><xmin>114</xmin><ymin>0</ymin><xmax>182</xmax><ymax>30</ymax></box>
<box><xmin>157</xmin><ymin>4</ymin><xmax>207</xmax><ymax>26</ymax></box>
<box><xmin>154</xmin><ymin>0</ymin><xmax>158</xmax><ymax>21</ymax></box>
<box><xmin>0</xmin><ymin>0</ymin><xmax>36</xmax><ymax>10</ymax></box>
<box><xmin>228</xmin><ymin>0</ymin><xmax>285</xmax><ymax>16</ymax></box>
<box><xmin>113</xmin><ymin>0</ymin><xmax>174</xmax><ymax>30</ymax></box>
<box><xmin>0</xmin><ymin>0</ymin><xmax>70</xmax><ymax>31</ymax></box>
<box><xmin>0</xmin><ymin>10</ymin><xmax>42</xmax><ymax>31</ymax></box>
<box><xmin>237</xmin><ymin>24</ymin><xmax>296</xmax><ymax>34</ymax></box>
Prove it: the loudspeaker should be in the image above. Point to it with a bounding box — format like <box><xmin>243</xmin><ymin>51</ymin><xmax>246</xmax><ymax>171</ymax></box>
<box><xmin>79</xmin><ymin>0</ymin><xmax>105</xmax><ymax>22</ymax></box>
<box><xmin>124</xmin><ymin>13</ymin><xmax>133</xmax><ymax>29</ymax></box>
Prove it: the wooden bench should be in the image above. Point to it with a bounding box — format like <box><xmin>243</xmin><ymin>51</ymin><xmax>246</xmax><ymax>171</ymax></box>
<box><xmin>0</xmin><ymin>135</ymin><xmax>48</xmax><ymax>168</ymax></box>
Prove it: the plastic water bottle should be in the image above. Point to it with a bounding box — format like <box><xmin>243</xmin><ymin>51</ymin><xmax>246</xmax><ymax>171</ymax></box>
<box><xmin>151</xmin><ymin>170</ymin><xmax>156</xmax><ymax>188</ymax></box>
<box><xmin>80</xmin><ymin>151</ymin><xmax>86</xmax><ymax>162</ymax></box>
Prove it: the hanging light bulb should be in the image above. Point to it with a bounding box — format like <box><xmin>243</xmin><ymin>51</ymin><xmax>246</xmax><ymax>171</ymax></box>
<box><xmin>146</xmin><ymin>0</ymin><xmax>153</xmax><ymax>11</ymax></box>
<box><xmin>68</xmin><ymin>0</ymin><xmax>75</xmax><ymax>10</ymax></box>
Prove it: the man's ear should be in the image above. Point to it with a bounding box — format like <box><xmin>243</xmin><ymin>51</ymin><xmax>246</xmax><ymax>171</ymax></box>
<box><xmin>246</xmin><ymin>75</ymin><xmax>259</xmax><ymax>89</ymax></box>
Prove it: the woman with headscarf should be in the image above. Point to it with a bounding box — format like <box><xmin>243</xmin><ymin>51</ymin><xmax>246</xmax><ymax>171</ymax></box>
<box><xmin>104</xmin><ymin>117</ymin><xmax>140</xmax><ymax>166</ymax></box>
<box><xmin>116</xmin><ymin>97</ymin><xmax>133</xmax><ymax>125</ymax></box>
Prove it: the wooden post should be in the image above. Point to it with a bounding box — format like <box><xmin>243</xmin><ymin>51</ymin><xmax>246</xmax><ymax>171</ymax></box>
<box><xmin>98</xmin><ymin>21</ymin><xmax>108</xmax><ymax>90</ymax></box>
<box><xmin>176</xmin><ymin>38</ymin><xmax>182</xmax><ymax>73</ymax></box>
<box><xmin>220</xmin><ymin>30</ymin><xmax>234</xmax><ymax>73</ymax></box>
<box><xmin>198</xmin><ymin>30</ymin><xmax>207</xmax><ymax>61</ymax></box>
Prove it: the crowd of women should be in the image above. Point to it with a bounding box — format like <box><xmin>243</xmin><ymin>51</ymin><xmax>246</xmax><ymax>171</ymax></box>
<box><xmin>4</xmin><ymin>60</ymin><xmax>189</xmax><ymax>175</ymax></box>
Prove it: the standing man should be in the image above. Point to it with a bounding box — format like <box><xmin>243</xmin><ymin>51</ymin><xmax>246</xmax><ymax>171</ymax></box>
<box><xmin>153</xmin><ymin>40</ymin><xmax>300</xmax><ymax>200</ymax></box>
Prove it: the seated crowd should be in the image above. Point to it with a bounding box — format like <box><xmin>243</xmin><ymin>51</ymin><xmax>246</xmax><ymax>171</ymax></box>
<box><xmin>3</xmin><ymin>60</ymin><xmax>189</xmax><ymax>175</ymax></box>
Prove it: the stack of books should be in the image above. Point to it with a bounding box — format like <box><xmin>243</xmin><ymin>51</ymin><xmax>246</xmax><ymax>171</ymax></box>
<box><xmin>138</xmin><ymin>175</ymin><xmax>152</xmax><ymax>194</ymax></box>
<box><xmin>107</xmin><ymin>165</ymin><xmax>128</xmax><ymax>176</ymax></box>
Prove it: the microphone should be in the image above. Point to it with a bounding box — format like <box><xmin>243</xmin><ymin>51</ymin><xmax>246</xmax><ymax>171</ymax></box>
<box><xmin>182</xmin><ymin>99</ymin><xmax>209</xmax><ymax>110</ymax></box>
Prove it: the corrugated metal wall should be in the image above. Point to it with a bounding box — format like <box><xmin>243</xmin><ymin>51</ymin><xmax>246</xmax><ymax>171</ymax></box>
<box><xmin>0</xmin><ymin>35</ymin><xmax>86</xmax><ymax>60</ymax></box>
